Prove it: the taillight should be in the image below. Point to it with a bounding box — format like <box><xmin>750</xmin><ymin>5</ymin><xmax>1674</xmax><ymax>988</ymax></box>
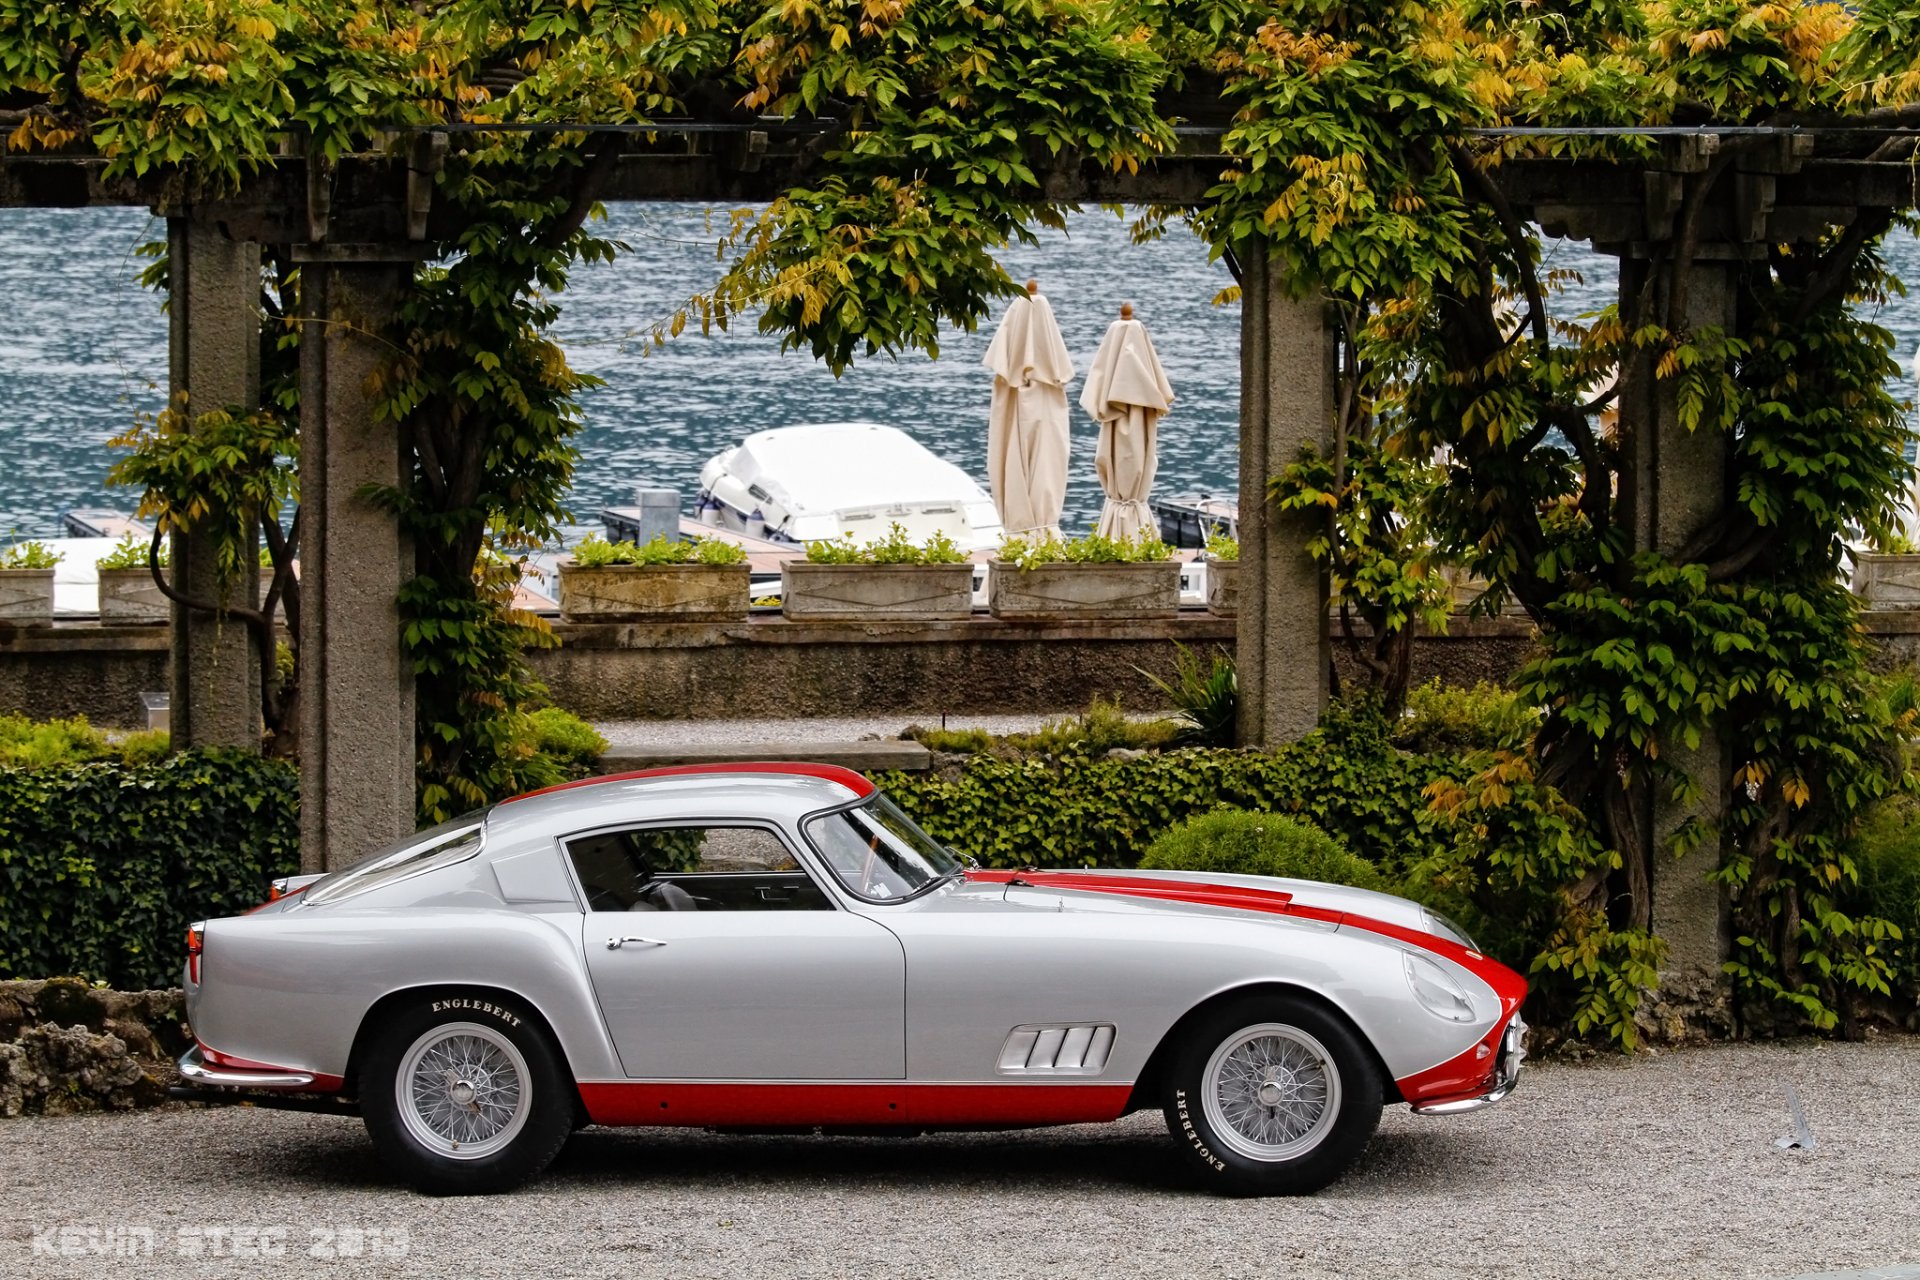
<box><xmin>256</xmin><ymin>880</ymin><xmax>306</xmax><ymax>910</ymax></box>
<box><xmin>186</xmin><ymin>922</ymin><xmax>205</xmax><ymax>984</ymax></box>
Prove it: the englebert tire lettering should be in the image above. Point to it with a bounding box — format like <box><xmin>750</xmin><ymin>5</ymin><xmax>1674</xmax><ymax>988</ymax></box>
<box><xmin>1174</xmin><ymin>1089</ymin><xmax>1226</xmax><ymax>1171</ymax></box>
<box><xmin>428</xmin><ymin>998</ymin><xmax>523</xmax><ymax>1028</ymax></box>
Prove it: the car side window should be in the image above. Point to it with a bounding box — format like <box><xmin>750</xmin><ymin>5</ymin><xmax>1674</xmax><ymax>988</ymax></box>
<box><xmin>565</xmin><ymin>825</ymin><xmax>831</xmax><ymax>913</ymax></box>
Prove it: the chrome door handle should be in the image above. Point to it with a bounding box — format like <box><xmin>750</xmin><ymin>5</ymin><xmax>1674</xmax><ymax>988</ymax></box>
<box><xmin>606</xmin><ymin>935</ymin><xmax>667</xmax><ymax>950</ymax></box>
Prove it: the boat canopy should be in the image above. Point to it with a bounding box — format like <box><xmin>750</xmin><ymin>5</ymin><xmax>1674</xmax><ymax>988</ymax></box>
<box><xmin>701</xmin><ymin>423</ymin><xmax>1003</xmax><ymax>549</ymax></box>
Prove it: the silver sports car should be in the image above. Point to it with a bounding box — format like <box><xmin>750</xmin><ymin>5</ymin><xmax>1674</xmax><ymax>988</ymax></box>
<box><xmin>177</xmin><ymin>763</ymin><xmax>1527</xmax><ymax>1196</ymax></box>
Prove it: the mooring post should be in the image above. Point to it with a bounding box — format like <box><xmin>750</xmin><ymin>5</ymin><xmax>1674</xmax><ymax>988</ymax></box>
<box><xmin>292</xmin><ymin>249</ymin><xmax>417</xmax><ymax>872</ymax></box>
<box><xmin>165</xmin><ymin>215</ymin><xmax>264</xmax><ymax>750</ymax></box>
<box><xmin>1618</xmin><ymin>252</ymin><xmax>1738</xmax><ymax>997</ymax></box>
<box><xmin>1235</xmin><ymin>246</ymin><xmax>1337</xmax><ymax>746</ymax></box>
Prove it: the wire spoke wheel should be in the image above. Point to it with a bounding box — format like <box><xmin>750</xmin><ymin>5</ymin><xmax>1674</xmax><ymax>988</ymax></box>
<box><xmin>396</xmin><ymin>1021</ymin><xmax>533</xmax><ymax>1161</ymax></box>
<box><xmin>1201</xmin><ymin>1022</ymin><xmax>1342</xmax><ymax>1163</ymax></box>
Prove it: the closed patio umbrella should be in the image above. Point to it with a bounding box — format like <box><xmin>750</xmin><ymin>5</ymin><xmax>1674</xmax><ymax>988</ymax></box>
<box><xmin>1081</xmin><ymin>302</ymin><xmax>1173</xmax><ymax>541</ymax></box>
<box><xmin>985</xmin><ymin>279</ymin><xmax>1075</xmax><ymax>539</ymax></box>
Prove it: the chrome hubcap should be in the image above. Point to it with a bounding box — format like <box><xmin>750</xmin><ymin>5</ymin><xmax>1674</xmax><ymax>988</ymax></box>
<box><xmin>1202</xmin><ymin>1022</ymin><xmax>1342</xmax><ymax>1162</ymax></box>
<box><xmin>396</xmin><ymin>1022</ymin><xmax>531</xmax><ymax>1160</ymax></box>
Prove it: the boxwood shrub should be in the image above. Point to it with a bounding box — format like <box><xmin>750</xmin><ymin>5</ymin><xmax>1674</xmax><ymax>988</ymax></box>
<box><xmin>1140</xmin><ymin>810</ymin><xmax>1389</xmax><ymax>893</ymax></box>
<box><xmin>0</xmin><ymin>751</ymin><xmax>299</xmax><ymax>990</ymax></box>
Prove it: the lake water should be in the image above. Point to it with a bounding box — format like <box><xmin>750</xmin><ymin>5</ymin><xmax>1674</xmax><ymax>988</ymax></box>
<box><xmin>1</xmin><ymin>204</ymin><xmax>1916</xmax><ymax>541</ymax></box>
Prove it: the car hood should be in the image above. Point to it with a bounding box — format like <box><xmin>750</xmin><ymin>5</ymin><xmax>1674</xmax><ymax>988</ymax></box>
<box><xmin>955</xmin><ymin>867</ymin><xmax>1439</xmax><ymax>937</ymax></box>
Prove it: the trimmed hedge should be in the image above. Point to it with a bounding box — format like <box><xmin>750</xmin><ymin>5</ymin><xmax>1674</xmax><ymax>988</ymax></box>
<box><xmin>0</xmin><ymin>752</ymin><xmax>300</xmax><ymax>990</ymax></box>
<box><xmin>875</xmin><ymin>712</ymin><xmax>1442</xmax><ymax>875</ymax></box>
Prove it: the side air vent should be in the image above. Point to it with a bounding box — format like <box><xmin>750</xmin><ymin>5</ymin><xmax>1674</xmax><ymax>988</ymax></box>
<box><xmin>996</xmin><ymin>1024</ymin><xmax>1116</xmax><ymax>1076</ymax></box>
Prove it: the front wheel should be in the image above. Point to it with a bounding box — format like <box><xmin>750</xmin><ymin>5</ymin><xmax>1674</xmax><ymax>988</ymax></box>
<box><xmin>361</xmin><ymin>996</ymin><xmax>576</xmax><ymax>1195</ymax></box>
<box><xmin>1163</xmin><ymin>995</ymin><xmax>1382</xmax><ymax>1195</ymax></box>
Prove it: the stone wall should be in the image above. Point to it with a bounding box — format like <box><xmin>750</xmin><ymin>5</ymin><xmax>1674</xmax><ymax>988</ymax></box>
<box><xmin>532</xmin><ymin>615</ymin><xmax>1236</xmax><ymax>720</ymax></box>
<box><xmin>0</xmin><ymin>625</ymin><xmax>168</xmax><ymax>728</ymax></box>
<box><xmin>0</xmin><ymin>979</ymin><xmax>184</xmax><ymax>1116</ymax></box>
<box><xmin>4</xmin><ymin>610</ymin><xmax>1919</xmax><ymax>726</ymax></box>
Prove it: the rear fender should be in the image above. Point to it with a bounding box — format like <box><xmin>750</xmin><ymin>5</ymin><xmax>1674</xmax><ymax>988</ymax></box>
<box><xmin>188</xmin><ymin>909</ymin><xmax>618</xmax><ymax>1082</ymax></box>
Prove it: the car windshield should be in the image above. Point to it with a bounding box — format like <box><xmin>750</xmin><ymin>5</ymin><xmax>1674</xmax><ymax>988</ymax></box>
<box><xmin>803</xmin><ymin>795</ymin><xmax>961</xmax><ymax>902</ymax></box>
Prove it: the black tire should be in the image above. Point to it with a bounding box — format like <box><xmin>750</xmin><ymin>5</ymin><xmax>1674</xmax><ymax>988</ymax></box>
<box><xmin>361</xmin><ymin>994</ymin><xmax>575</xmax><ymax>1195</ymax></box>
<box><xmin>1162</xmin><ymin>994</ymin><xmax>1382</xmax><ymax>1196</ymax></box>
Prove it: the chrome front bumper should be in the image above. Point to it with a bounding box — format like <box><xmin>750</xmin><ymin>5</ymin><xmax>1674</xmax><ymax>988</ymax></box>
<box><xmin>176</xmin><ymin>1045</ymin><xmax>317</xmax><ymax>1090</ymax></box>
<box><xmin>1409</xmin><ymin>1013</ymin><xmax>1528</xmax><ymax>1116</ymax></box>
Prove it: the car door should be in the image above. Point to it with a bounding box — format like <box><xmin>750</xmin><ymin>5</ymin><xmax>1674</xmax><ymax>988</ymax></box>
<box><xmin>569</xmin><ymin>823</ymin><xmax>905</xmax><ymax>1079</ymax></box>
<box><xmin>883</xmin><ymin>885</ymin><xmax>1205</xmax><ymax>1087</ymax></box>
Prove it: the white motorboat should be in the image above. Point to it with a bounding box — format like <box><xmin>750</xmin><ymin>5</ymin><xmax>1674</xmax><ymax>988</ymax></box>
<box><xmin>695</xmin><ymin>423</ymin><xmax>1005</xmax><ymax>551</ymax></box>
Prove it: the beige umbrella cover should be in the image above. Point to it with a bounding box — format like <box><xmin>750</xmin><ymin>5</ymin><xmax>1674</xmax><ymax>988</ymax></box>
<box><xmin>1080</xmin><ymin>308</ymin><xmax>1173</xmax><ymax>541</ymax></box>
<box><xmin>984</xmin><ymin>287</ymin><xmax>1075</xmax><ymax>539</ymax></box>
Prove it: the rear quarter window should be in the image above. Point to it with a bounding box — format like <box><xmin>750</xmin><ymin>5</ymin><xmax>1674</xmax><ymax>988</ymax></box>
<box><xmin>302</xmin><ymin>815</ymin><xmax>486</xmax><ymax>907</ymax></box>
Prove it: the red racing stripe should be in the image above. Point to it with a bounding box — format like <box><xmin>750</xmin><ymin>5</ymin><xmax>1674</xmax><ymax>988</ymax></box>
<box><xmin>967</xmin><ymin>868</ymin><xmax>1530</xmax><ymax>1012</ymax></box>
<box><xmin>502</xmin><ymin>761</ymin><xmax>876</xmax><ymax>805</ymax></box>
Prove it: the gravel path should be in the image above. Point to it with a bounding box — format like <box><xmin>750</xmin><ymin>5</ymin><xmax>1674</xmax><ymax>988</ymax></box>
<box><xmin>4</xmin><ymin>1038</ymin><xmax>1918</xmax><ymax>1280</ymax></box>
<box><xmin>592</xmin><ymin>714</ymin><xmax>1064</xmax><ymax>747</ymax></box>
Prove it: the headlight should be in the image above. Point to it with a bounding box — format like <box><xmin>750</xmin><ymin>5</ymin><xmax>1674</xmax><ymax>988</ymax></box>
<box><xmin>1404</xmin><ymin>951</ymin><xmax>1477</xmax><ymax>1022</ymax></box>
<box><xmin>1422</xmin><ymin>907</ymin><xmax>1479</xmax><ymax>951</ymax></box>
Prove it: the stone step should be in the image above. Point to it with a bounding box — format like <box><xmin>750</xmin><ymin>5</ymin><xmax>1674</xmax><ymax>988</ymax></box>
<box><xmin>596</xmin><ymin>738</ymin><xmax>932</xmax><ymax>774</ymax></box>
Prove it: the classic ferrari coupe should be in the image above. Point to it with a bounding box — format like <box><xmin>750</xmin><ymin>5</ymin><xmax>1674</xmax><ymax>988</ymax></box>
<box><xmin>177</xmin><ymin>763</ymin><xmax>1527</xmax><ymax>1196</ymax></box>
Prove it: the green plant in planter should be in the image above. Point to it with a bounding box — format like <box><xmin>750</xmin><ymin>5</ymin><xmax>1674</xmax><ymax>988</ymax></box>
<box><xmin>807</xmin><ymin>523</ymin><xmax>967</xmax><ymax>565</ymax></box>
<box><xmin>96</xmin><ymin>533</ymin><xmax>166</xmax><ymax>571</ymax></box>
<box><xmin>1</xmin><ymin>541</ymin><xmax>61</xmax><ymax>570</ymax></box>
<box><xmin>569</xmin><ymin>533</ymin><xmax>629</xmax><ymax>567</ymax></box>
<box><xmin>996</xmin><ymin>531</ymin><xmax>1174</xmax><ymax>569</ymax></box>
<box><xmin>803</xmin><ymin>534</ymin><xmax>865</xmax><ymax>565</ymax></box>
<box><xmin>1204</xmin><ymin>533</ymin><xmax>1239</xmax><ymax>561</ymax></box>
<box><xmin>687</xmin><ymin>537</ymin><xmax>749</xmax><ymax>567</ymax></box>
<box><xmin>571</xmin><ymin>533</ymin><xmax>747</xmax><ymax>567</ymax></box>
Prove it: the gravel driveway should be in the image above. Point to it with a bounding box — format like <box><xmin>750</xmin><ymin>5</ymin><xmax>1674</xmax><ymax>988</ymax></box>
<box><xmin>4</xmin><ymin>1037</ymin><xmax>1918</xmax><ymax>1280</ymax></box>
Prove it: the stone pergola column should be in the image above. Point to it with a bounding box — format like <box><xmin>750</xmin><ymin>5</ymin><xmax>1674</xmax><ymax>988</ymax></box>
<box><xmin>1617</xmin><ymin>254</ymin><xmax>1738</xmax><ymax>994</ymax></box>
<box><xmin>166</xmin><ymin>215</ymin><xmax>263</xmax><ymax>749</ymax></box>
<box><xmin>293</xmin><ymin>248</ymin><xmax>416</xmax><ymax>872</ymax></box>
<box><xmin>1235</xmin><ymin>247</ymin><xmax>1337</xmax><ymax>745</ymax></box>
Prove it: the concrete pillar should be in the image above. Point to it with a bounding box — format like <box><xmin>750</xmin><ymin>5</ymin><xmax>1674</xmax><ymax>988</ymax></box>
<box><xmin>1618</xmin><ymin>256</ymin><xmax>1736</xmax><ymax>991</ymax></box>
<box><xmin>294</xmin><ymin>252</ymin><xmax>416</xmax><ymax>871</ymax></box>
<box><xmin>1235</xmin><ymin>247</ymin><xmax>1337</xmax><ymax>745</ymax></box>
<box><xmin>166</xmin><ymin>217</ymin><xmax>262</xmax><ymax>750</ymax></box>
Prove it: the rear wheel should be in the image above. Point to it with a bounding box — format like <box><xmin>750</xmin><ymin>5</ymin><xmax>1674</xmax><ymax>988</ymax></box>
<box><xmin>1163</xmin><ymin>995</ymin><xmax>1382</xmax><ymax>1195</ymax></box>
<box><xmin>361</xmin><ymin>996</ymin><xmax>575</xmax><ymax>1195</ymax></box>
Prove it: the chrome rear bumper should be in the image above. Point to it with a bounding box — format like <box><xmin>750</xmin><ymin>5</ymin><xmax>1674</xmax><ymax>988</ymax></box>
<box><xmin>177</xmin><ymin>1045</ymin><xmax>316</xmax><ymax>1090</ymax></box>
<box><xmin>1409</xmin><ymin>1013</ymin><xmax>1528</xmax><ymax>1116</ymax></box>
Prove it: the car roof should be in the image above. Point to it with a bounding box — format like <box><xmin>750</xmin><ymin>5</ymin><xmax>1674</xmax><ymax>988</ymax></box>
<box><xmin>484</xmin><ymin>762</ymin><xmax>875</xmax><ymax>840</ymax></box>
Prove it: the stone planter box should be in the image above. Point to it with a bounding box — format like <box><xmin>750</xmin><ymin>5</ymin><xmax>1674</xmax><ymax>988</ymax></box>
<box><xmin>1205</xmin><ymin>559</ymin><xmax>1238</xmax><ymax>617</ymax></box>
<box><xmin>987</xmin><ymin>560</ymin><xmax>1180</xmax><ymax>621</ymax></box>
<box><xmin>1855</xmin><ymin>553</ymin><xmax>1920</xmax><ymax>609</ymax></box>
<box><xmin>97</xmin><ymin>567</ymin><xmax>169</xmax><ymax>624</ymax></box>
<box><xmin>558</xmin><ymin>562</ymin><xmax>749</xmax><ymax>622</ymax></box>
<box><xmin>781</xmin><ymin>562</ymin><xmax>975</xmax><ymax>621</ymax></box>
<box><xmin>0</xmin><ymin>568</ymin><xmax>55</xmax><ymax>627</ymax></box>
